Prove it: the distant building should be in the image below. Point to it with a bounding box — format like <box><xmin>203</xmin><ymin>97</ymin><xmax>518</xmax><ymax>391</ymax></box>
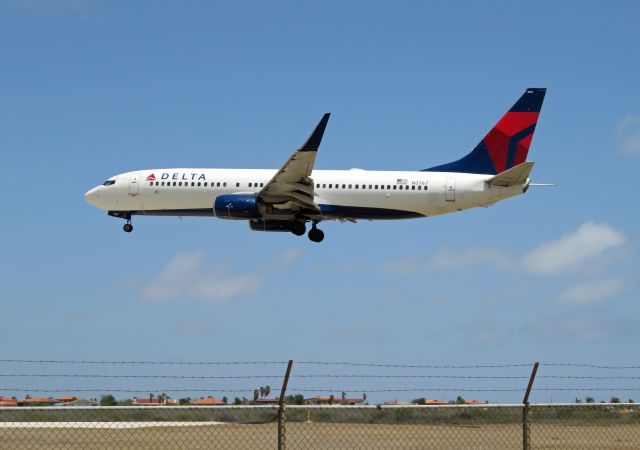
<box><xmin>255</xmin><ymin>398</ymin><xmax>279</xmax><ymax>405</ymax></box>
<box><xmin>190</xmin><ymin>397</ymin><xmax>225</xmax><ymax>406</ymax></box>
<box><xmin>64</xmin><ymin>398</ymin><xmax>99</xmax><ymax>407</ymax></box>
<box><xmin>384</xmin><ymin>400</ymin><xmax>413</xmax><ymax>406</ymax></box>
<box><xmin>0</xmin><ymin>397</ymin><xmax>17</xmax><ymax>407</ymax></box>
<box><xmin>20</xmin><ymin>397</ymin><xmax>60</xmax><ymax>406</ymax></box>
<box><xmin>305</xmin><ymin>396</ymin><xmax>364</xmax><ymax>405</ymax></box>
<box><xmin>425</xmin><ymin>399</ymin><xmax>449</xmax><ymax>405</ymax></box>
<box><xmin>132</xmin><ymin>397</ymin><xmax>176</xmax><ymax>406</ymax></box>
<box><xmin>464</xmin><ymin>400</ymin><xmax>489</xmax><ymax>405</ymax></box>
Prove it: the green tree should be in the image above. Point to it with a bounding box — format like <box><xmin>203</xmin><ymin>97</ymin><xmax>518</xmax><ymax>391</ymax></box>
<box><xmin>100</xmin><ymin>394</ymin><xmax>117</xmax><ymax>406</ymax></box>
<box><xmin>329</xmin><ymin>395</ymin><xmax>334</xmax><ymax>405</ymax></box>
<box><xmin>585</xmin><ymin>396</ymin><xmax>595</xmax><ymax>403</ymax></box>
<box><xmin>253</xmin><ymin>389</ymin><xmax>259</xmax><ymax>402</ymax></box>
<box><xmin>454</xmin><ymin>396</ymin><xmax>466</xmax><ymax>405</ymax></box>
<box><xmin>411</xmin><ymin>398</ymin><xmax>426</xmax><ymax>405</ymax></box>
<box><xmin>264</xmin><ymin>386</ymin><xmax>271</xmax><ymax>397</ymax></box>
<box><xmin>610</xmin><ymin>397</ymin><xmax>621</xmax><ymax>403</ymax></box>
<box><xmin>222</xmin><ymin>396</ymin><xmax>228</xmax><ymax>405</ymax></box>
<box><xmin>233</xmin><ymin>397</ymin><xmax>242</xmax><ymax>405</ymax></box>
<box><xmin>178</xmin><ymin>398</ymin><xmax>191</xmax><ymax>405</ymax></box>
<box><xmin>286</xmin><ymin>394</ymin><xmax>304</xmax><ymax>405</ymax></box>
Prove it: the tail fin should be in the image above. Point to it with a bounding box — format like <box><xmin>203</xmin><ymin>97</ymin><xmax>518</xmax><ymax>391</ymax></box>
<box><xmin>423</xmin><ymin>88</ymin><xmax>546</xmax><ymax>175</ymax></box>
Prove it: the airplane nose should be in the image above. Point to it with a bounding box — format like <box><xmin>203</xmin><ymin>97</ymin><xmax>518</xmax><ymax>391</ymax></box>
<box><xmin>84</xmin><ymin>187</ymin><xmax>99</xmax><ymax>206</ymax></box>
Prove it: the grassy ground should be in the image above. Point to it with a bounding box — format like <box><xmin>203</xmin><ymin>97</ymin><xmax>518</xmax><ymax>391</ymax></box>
<box><xmin>0</xmin><ymin>422</ymin><xmax>639</xmax><ymax>449</ymax></box>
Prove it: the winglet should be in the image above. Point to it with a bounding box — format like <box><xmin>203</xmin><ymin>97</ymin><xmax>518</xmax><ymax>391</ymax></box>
<box><xmin>299</xmin><ymin>113</ymin><xmax>330</xmax><ymax>152</ymax></box>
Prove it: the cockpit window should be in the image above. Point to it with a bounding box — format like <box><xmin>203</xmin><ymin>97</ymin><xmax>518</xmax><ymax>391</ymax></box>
<box><xmin>103</xmin><ymin>180</ymin><xmax>116</xmax><ymax>186</ymax></box>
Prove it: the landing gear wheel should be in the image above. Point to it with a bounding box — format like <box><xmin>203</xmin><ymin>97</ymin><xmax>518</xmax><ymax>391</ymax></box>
<box><xmin>308</xmin><ymin>226</ymin><xmax>324</xmax><ymax>243</ymax></box>
<box><xmin>123</xmin><ymin>223</ymin><xmax>133</xmax><ymax>233</ymax></box>
<box><xmin>291</xmin><ymin>221</ymin><xmax>306</xmax><ymax>236</ymax></box>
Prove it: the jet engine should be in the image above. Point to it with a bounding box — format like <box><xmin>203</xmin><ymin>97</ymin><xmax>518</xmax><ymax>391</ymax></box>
<box><xmin>214</xmin><ymin>194</ymin><xmax>263</xmax><ymax>219</ymax></box>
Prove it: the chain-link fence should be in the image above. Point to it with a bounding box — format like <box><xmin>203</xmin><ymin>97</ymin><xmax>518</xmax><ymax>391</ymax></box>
<box><xmin>0</xmin><ymin>403</ymin><xmax>639</xmax><ymax>449</ymax></box>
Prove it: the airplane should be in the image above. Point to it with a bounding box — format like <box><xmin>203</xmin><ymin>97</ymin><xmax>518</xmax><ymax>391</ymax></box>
<box><xmin>84</xmin><ymin>88</ymin><xmax>546</xmax><ymax>243</ymax></box>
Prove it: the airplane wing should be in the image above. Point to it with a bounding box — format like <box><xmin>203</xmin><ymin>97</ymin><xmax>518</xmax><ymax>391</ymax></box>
<box><xmin>259</xmin><ymin>113</ymin><xmax>330</xmax><ymax>213</ymax></box>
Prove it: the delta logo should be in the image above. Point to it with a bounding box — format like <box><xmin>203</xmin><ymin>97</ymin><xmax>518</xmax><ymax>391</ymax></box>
<box><xmin>146</xmin><ymin>173</ymin><xmax>156</xmax><ymax>181</ymax></box>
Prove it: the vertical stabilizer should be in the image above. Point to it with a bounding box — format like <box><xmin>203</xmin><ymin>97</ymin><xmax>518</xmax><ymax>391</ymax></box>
<box><xmin>423</xmin><ymin>88</ymin><xmax>546</xmax><ymax>175</ymax></box>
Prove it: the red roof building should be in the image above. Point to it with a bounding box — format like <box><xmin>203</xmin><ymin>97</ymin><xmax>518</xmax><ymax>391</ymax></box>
<box><xmin>20</xmin><ymin>397</ymin><xmax>60</xmax><ymax>405</ymax></box>
<box><xmin>190</xmin><ymin>397</ymin><xmax>225</xmax><ymax>406</ymax></box>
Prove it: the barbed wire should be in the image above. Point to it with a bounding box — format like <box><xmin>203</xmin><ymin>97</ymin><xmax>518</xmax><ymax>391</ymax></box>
<box><xmin>297</xmin><ymin>362</ymin><xmax>534</xmax><ymax>369</ymax></box>
<box><xmin>0</xmin><ymin>359</ymin><xmax>288</xmax><ymax>366</ymax></box>
<box><xmin>1</xmin><ymin>360</ymin><xmax>638</xmax><ymax>370</ymax></box>
<box><xmin>1</xmin><ymin>372</ymin><xmax>637</xmax><ymax>381</ymax></box>
<box><xmin>2</xmin><ymin>373</ymin><xmax>639</xmax><ymax>380</ymax></box>
<box><xmin>541</xmin><ymin>363</ymin><xmax>640</xmax><ymax>370</ymax></box>
<box><xmin>1</xmin><ymin>387</ymin><xmax>640</xmax><ymax>394</ymax></box>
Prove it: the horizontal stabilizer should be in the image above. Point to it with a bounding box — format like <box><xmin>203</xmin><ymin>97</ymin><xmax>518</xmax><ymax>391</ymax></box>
<box><xmin>486</xmin><ymin>162</ymin><xmax>534</xmax><ymax>187</ymax></box>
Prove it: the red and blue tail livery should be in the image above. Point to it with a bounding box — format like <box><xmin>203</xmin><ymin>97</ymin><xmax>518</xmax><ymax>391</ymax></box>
<box><xmin>423</xmin><ymin>88</ymin><xmax>546</xmax><ymax>175</ymax></box>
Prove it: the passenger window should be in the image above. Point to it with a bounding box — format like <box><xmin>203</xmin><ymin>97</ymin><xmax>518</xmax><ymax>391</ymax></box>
<box><xmin>342</xmin><ymin>184</ymin><xmax>346</xmax><ymax>188</ymax></box>
<box><xmin>224</xmin><ymin>182</ymin><xmax>227</xmax><ymax>187</ymax></box>
<box><xmin>178</xmin><ymin>182</ymin><xmax>182</xmax><ymax>186</ymax></box>
<box><xmin>322</xmin><ymin>184</ymin><xmax>326</xmax><ymax>188</ymax></box>
<box><xmin>173</xmin><ymin>182</ymin><xmax>176</xmax><ymax>186</ymax></box>
<box><xmin>328</xmin><ymin>184</ymin><xmax>332</xmax><ymax>188</ymax></box>
<box><xmin>236</xmin><ymin>182</ymin><xmax>240</xmax><ymax>187</ymax></box>
<box><xmin>249</xmin><ymin>183</ymin><xmax>253</xmax><ymax>187</ymax></box>
<box><xmin>375</xmin><ymin>185</ymin><xmax>378</xmax><ymax>189</ymax></box>
<box><xmin>348</xmin><ymin>184</ymin><xmax>352</xmax><ymax>189</ymax></box>
<box><xmin>393</xmin><ymin>185</ymin><xmax>397</xmax><ymax>190</ymax></box>
<box><xmin>260</xmin><ymin>183</ymin><xmax>264</xmax><ymax>187</ymax></box>
<box><xmin>418</xmin><ymin>186</ymin><xmax>421</xmax><ymax>190</ymax></box>
<box><xmin>355</xmin><ymin>184</ymin><xmax>359</xmax><ymax>189</ymax></box>
<box><xmin>161</xmin><ymin>182</ymin><xmax>165</xmax><ymax>186</ymax></box>
<box><xmin>387</xmin><ymin>185</ymin><xmax>391</xmax><ymax>190</ymax></box>
<box><xmin>369</xmin><ymin>185</ymin><xmax>372</xmax><ymax>189</ymax></box>
<box><xmin>197</xmin><ymin>182</ymin><xmax>201</xmax><ymax>187</ymax></box>
<box><xmin>204</xmin><ymin>182</ymin><xmax>208</xmax><ymax>187</ymax></box>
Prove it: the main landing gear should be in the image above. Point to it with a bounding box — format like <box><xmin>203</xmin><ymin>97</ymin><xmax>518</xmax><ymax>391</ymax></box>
<box><xmin>308</xmin><ymin>223</ymin><xmax>324</xmax><ymax>243</ymax></box>
<box><xmin>290</xmin><ymin>221</ymin><xmax>306</xmax><ymax>236</ymax></box>
<box><xmin>291</xmin><ymin>221</ymin><xmax>324</xmax><ymax>242</ymax></box>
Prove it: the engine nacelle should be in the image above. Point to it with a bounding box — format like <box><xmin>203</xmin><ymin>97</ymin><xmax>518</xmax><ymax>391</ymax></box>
<box><xmin>249</xmin><ymin>219</ymin><xmax>295</xmax><ymax>232</ymax></box>
<box><xmin>214</xmin><ymin>194</ymin><xmax>262</xmax><ymax>219</ymax></box>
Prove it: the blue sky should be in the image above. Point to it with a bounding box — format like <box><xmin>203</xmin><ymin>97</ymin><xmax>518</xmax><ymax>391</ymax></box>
<box><xmin>1</xmin><ymin>0</ymin><xmax>639</xmax><ymax>403</ymax></box>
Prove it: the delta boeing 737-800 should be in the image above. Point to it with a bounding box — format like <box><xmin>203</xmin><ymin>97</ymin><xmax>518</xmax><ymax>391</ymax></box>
<box><xmin>84</xmin><ymin>88</ymin><xmax>546</xmax><ymax>243</ymax></box>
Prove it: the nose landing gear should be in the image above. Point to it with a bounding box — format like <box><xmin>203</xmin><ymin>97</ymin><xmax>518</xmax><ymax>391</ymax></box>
<box><xmin>308</xmin><ymin>223</ymin><xmax>324</xmax><ymax>243</ymax></box>
<box><xmin>123</xmin><ymin>214</ymin><xmax>133</xmax><ymax>233</ymax></box>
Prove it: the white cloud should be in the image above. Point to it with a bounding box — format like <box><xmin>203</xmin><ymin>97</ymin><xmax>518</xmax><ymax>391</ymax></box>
<box><xmin>141</xmin><ymin>248</ymin><xmax>300</xmax><ymax>304</ymax></box>
<box><xmin>428</xmin><ymin>247</ymin><xmax>510</xmax><ymax>270</ymax></box>
<box><xmin>559</xmin><ymin>278</ymin><xmax>625</xmax><ymax>304</ymax></box>
<box><xmin>615</xmin><ymin>115</ymin><xmax>640</xmax><ymax>155</ymax></box>
<box><xmin>521</xmin><ymin>221</ymin><xmax>626</xmax><ymax>274</ymax></box>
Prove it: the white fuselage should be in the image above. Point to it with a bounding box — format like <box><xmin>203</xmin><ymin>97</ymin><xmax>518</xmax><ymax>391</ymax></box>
<box><xmin>84</xmin><ymin>168</ymin><xmax>526</xmax><ymax>220</ymax></box>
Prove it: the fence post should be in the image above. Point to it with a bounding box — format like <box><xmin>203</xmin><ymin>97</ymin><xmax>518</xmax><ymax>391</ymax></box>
<box><xmin>522</xmin><ymin>362</ymin><xmax>539</xmax><ymax>450</ymax></box>
<box><xmin>278</xmin><ymin>360</ymin><xmax>293</xmax><ymax>450</ymax></box>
